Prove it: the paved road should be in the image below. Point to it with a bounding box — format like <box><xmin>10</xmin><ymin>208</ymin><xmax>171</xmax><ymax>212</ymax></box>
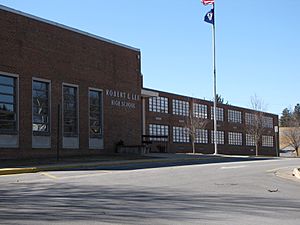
<box><xmin>0</xmin><ymin>157</ymin><xmax>300</xmax><ymax>225</ymax></box>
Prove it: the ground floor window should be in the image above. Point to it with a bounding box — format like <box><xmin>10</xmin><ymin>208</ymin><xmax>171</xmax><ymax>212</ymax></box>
<box><xmin>246</xmin><ymin>134</ymin><xmax>256</xmax><ymax>146</ymax></box>
<box><xmin>211</xmin><ymin>130</ymin><xmax>224</xmax><ymax>144</ymax></box>
<box><xmin>89</xmin><ymin>89</ymin><xmax>102</xmax><ymax>138</ymax></box>
<box><xmin>195</xmin><ymin>129</ymin><xmax>208</xmax><ymax>144</ymax></box>
<box><xmin>149</xmin><ymin>124</ymin><xmax>168</xmax><ymax>141</ymax></box>
<box><xmin>262</xmin><ymin>135</ymin><xmax>274</xmax><ymax>147</ymax></box>
<box><xmin>32</xmin><ymin>79</ymin><xmax>50</xmax><ymax>134</ymax></box>
<box><xmin>228</xmin><ymin>132</ymin><xmax>243</xmax><ymax>145</ymax></box>
<box><xmin>173</xmin><ymin>126</ymin><xmax>189</xmax><ymax>143</ymax></box>
<box><xmin>0</xmin><ymin>74</ymin><xmax>17</xmax><ymax>133</ymax></box>
<box><xmin>63</xmin><ymin>84</ymin><xmax>78</xmax><ymax>137</ymax></box>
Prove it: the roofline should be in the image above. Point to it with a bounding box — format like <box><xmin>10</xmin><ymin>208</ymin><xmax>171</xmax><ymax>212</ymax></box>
<box><xmin>0</xmin><ymin>4</ymin><xmax>140</xmax><ymax>52</ymax></box>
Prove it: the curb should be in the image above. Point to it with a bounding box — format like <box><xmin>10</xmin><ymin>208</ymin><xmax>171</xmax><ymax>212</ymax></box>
<box><xmin>0</xmin><ymin>156</ymin><xmax>214</xmax><ymax>176</ymax></box>
<box><xmin>292</xmin><ymin>168</ymin><xmax>300</xmax><ymax>179</ymax></box>
<box><xmin>0</xmin><ymin>167</ymin><xmax>39</xmax><ymax>176</ymax></box>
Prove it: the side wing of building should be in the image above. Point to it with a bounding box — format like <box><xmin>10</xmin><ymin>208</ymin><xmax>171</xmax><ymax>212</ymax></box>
<box><xmin>143</xmin><ymin>88</ymin><xmax>279</xmax><ymax>156</ymax></box>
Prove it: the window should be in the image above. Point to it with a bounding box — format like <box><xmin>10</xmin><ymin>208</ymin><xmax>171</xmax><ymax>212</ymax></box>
<box><xmin>63</xmin><ymin>85</ymin><xmax>78</xmax><ymax>136</ymax></box>
<box><xmin>228</xmin><ymin>110</ymin><xmax>242</xmax><ymax>123</ymax></box>
<box><xmin>211</xmin><ymin>130</ymin><xmax>224</xmax><ymax>144</ymax></box>
<box><xmin>149</xmin><ymin>124</ymin><xmax>168</xmax><ymax>141</ymax></box>
<box><xmin>173</xmin><ymin>126</ymin><xmax>189</xmax><ymax>143</ymax></box>
<box><xmin>228</xmin><ymin>132</ymin><xmax>243</xmax><ymax>145</ymax></box>
<box><xmin>149</xmin><ymin>96</ymin><xmax>168</xmax><ymax>113</ymax></box>
<box><xmin>172</xmin><ymin>99</ymin><xmax>189</xmax><ymax>116</ymax></box>
<box><xmin>262</xmin><ymin>135</ymin><xmax>273</xmax><ymax>147</ymax></box>
<box><xmin>246</xmin><ymin>134</ymin><xmax>256</xmax><ymax>146</ymax></box>
<box><xmin>195</xmin><ymin>129</ymin><xmax>208</xmax><ymax>144</ymax></box>
<box><xmin>245</xmin><ymin>113</ymin><xmax>255</xmax><ymax>125</ymax></box>
<box><xmin>32</xmin><ymin>80</ymin><xmax>50</xmax><ymax>133</ymax></box>
<box><xmin>89</xmin><ymin>89</ymin><xmax>102</xmax><ymax>138</ymax></box>
<box><xmin>262</xmin><ymin>116</ymin><xmax>273</xmax><ymax>128</ymax></box>
<box><xmin>211</xmin><ymin>107</ymin><xmax>224</xmax><ymax>121</ymax></box>
<box><xmin>193</xmin><ymin>103</ymin><xmax>208</xmax><ymax>119</ymax></box>
<box><xmin>0</xmin><ymin>74</ymin><xmax>17</xmax><ymax>133</ymax></box>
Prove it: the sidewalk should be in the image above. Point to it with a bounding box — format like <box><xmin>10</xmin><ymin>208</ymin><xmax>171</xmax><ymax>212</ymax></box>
<box><xmin>0</xmin><ymin>153</ymin><xmax>219</xmax><ymax>176</ymax></box>
<box><xmin>273</xmin><ymin>167</ymin><xmax>300</xmax><ymax>182</ymax></box>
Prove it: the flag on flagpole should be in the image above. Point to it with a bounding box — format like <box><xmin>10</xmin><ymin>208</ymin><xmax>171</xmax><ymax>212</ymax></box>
<box><xmin>201</xmin><ymin>0</ymin><xmax>214</xmax><ymax>5</ymax></box>
<box><xmin>204</xmin><ymin>8</ymin><xmax>214</xmax><ymax>25</ymax></box>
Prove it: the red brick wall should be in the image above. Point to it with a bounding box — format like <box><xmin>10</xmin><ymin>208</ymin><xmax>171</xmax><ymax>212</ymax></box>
<box><xmin>0</xmin><ymin>8</ymin><xmax>142</xmax><ymax>159</ymax></box>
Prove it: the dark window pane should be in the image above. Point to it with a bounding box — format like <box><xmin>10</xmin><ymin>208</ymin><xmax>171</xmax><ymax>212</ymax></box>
<box><xmin>33</xmin><ymin>90</ymin><xmax>47</xmax><ymax>99</ymax></box>
<box><xmin>0</xmin><ymin>85</ymin><xmax>14</xmax><ymax>94</ymax></box>
<box><xmin>0</xmin><ymin>75</ymin><xmax>14</xmax><ymax>86</ymax></box>
<box><xmin>64</xmin><ymin>86</ymin><xmax>76</xmax><ymax>96</ymax></box>
<box><xmin>0</xmin><ymin>121</ymin><xmax>16</xmax><ymax>131</ymax></box>
<box><xmin>0</xmin><ymin>94</ymin><xmax>14</xmax><ymax>103</ymax></box>
<box><xmin>63</xmin><ymin>86</ymin><xmax>78</xmax><ymax>136</ymax></box>
<box><xmin>0</xmin><ymin>103</ymin><xmax>14</xmax><ymax>112</ymax></box>
<box><xmin>89</xmin><ymin>90</ymin><xmax>100</xmax><ymax>99</ymax></box>
<box><xmin>33</xmin><ymin>115</ymin><xmax>48</xmax><ymax>123</ymax></box>
<box><xmin>0</xmin><ymin>112</ymin><xmax>15</xmax><ymax>121</ymax></box>
<box><xmin>32</xmin><ymin>81</ymin><xmax>49</xmax><ymax>133</ymax></box>
<box><xmin>33</xmin><ymin>81</ymin><xmax>47</xmax><ymax>91</ymax></box>
<box><xmin>89</xmin><ymin>90</ymin><xmax>102</xmax><ymax>138</ymax></box>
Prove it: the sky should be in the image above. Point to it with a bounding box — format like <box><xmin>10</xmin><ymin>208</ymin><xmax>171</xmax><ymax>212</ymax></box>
<box><xmin>0</xmin><ymin>0</ymin><xmax>299</xmax><ymax>115</ymax></box>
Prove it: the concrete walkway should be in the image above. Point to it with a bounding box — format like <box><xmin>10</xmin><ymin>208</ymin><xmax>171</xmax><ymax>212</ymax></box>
<box><xmin>0</xmin><ymin>153</ymin><xmax>220</xmax><ymax>176</ymax></box>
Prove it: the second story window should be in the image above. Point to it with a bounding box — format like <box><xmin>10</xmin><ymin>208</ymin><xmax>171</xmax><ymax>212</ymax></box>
<box><xmin>245</xmin><ymin>113</ymin><xmax>255</xmax><ymax>125</ymax></box>
<box><xmin>193</xmin><ymin>103</ymin><xmax>208</xmax><ymax>119</ymax></box>
<box><xmin>262</xmin><ymin>116</ymin><xmax>273</xmax><ymax>128</ymax></box>
<box><xmin>172</xmin><ymin>99</ymin><xmax>189</xmax><ymax>116</ymax></box>
<box><xmin>149</xmin><ymin>96</ymin><xmax>168</xmax><ymax>113</ymax></box>
<box><xmin>211</xmin><ymin>107</ymin><xmax>224</xmax><ymax>121</ymax></box>
<box><xmin>228</xmin><ymin>109</ymin><xmax>242</xmax><ymax>123</ymax></box>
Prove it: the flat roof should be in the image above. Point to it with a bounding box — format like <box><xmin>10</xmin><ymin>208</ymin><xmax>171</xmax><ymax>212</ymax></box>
<box><xmin>0</xmin><ymin>4</ymin><xmax>140</xmax><ymax>52</ymax></box>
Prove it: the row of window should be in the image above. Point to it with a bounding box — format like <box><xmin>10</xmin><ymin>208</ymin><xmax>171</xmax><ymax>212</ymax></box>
<box><xmin>148</xmin><ymin>124</ymin><xmax>274</xmax><ymax>147</ymax></box>
<box><xmin>0</xmin><ymin>74</ymin><xmax>103</xmax><ymax>138</ymax></box>
<box><xmin>148</xmin><ymin>97</ymin><xmax>274</xmax><ymax>128</ymax></box>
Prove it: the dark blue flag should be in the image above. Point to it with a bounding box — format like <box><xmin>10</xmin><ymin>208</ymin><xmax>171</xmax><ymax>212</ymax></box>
<box><xmin>204</xmin><ymin>8</ymin><xmax>214</xmax><ymax>25</ymax></box>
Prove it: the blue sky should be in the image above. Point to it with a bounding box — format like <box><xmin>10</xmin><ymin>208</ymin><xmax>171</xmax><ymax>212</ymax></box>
<box><xmin>0</xmin><ymin>0</ymin><xmax>299</xmax><ymax>115</ymax></box>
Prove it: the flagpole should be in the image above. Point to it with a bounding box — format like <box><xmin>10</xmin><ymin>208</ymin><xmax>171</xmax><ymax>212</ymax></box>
<box><xmin>212</xmin><ymin>2</ymin><xmax>218</xmax><ymax>155</ymax></box>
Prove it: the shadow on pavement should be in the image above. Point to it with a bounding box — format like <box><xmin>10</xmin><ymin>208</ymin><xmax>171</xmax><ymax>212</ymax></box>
<box><xmin>0</xmin><ymin>182</ymin><xmax>299</xmax><ymax>224</ymax></box>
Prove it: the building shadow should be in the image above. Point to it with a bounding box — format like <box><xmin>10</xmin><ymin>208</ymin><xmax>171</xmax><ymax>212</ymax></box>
<box><xmin>0</xmin><ymin>182</ymin><xmax>299</xmax><ymax>224</ymax></box>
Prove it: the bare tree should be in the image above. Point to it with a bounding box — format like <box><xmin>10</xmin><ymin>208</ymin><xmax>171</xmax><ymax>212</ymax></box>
<box><xmin>185</xmin><ymin>101</ymin><xmax>208</xmax><ymax>154</ymax></box>
<box><xmin>245</xmin><ymin>95</ymin><xmax>266</xmax><ymax>156</ymax></box>
<box><xmin>282</xmin><ymin>117</ymin><xmax>300</xmax><ymax>157</ymax></box>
